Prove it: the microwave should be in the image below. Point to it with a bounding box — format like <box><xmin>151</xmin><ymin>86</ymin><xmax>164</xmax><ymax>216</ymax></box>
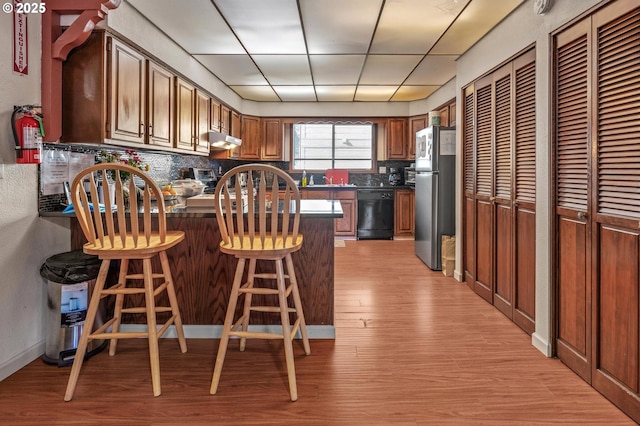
<box><xmin>404</xmin><ymin>167</ymin><xmax>416</xmax><ymax>186</ymax></box>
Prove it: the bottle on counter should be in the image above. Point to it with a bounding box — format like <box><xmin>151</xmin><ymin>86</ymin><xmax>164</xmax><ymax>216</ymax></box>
<box><xmin>302</xmin><ymin>170</ymin><xmax>308</xmax><ymax>187</ymax></box>
<box><xmin>309</xmin><ymin>175</ymin><xmax>314</xmax><ymax>186</ymax></box>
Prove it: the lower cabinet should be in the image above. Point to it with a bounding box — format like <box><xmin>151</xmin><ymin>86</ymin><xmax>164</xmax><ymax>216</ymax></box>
<box><xmin>302</xmin><ymin>189</ymin><xmax>356</xmax><ymax>237</ymax></box>
<box><xmin>394</xmin><ymin>188</ymin><xmax>415</xmax><ymax>237</ymax></box>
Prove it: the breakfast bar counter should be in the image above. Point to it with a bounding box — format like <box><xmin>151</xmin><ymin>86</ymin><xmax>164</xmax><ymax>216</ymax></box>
<box><xmin>41</xmin><ymin>199</ymin><xmax>343</xmax><ymax>338</ymax></box>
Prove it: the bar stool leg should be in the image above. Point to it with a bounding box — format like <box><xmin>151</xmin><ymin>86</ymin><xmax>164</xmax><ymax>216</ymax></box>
<box><xmin>239</xmin><ymin>258</ymin><xmax>257</xmax><ymax>351</ymax></box>
<box><xmin>64</xmin><ymin>260</ymin><xmax>111</xmax><ymax>401</ymax></box>
<box><xmin>109</xmin><ymin>258</ymin><xmax>128</xmax><ymax>356</ymax></box>
<box><xmin>275</xmin><ymin>258</ymin><xmax>298</xmax><ymax>401</ymax></box>
<box><xmin>211</xmin><ymin>258</ymin><xmax>246</xmax><ymax>395</ymax></box>
<box><xmin>160</xmin><ymin>251</ymin><xmax>187</xmax><ymax>353</ymax></box>
<box><xmin>143</xmin><ymin>257</ymin><xmax>161</xmax><ymax>397</ymax></box>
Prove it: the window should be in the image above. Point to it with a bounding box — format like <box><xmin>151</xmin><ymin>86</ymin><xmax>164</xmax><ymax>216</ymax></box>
<box><xmin>292</xmin><ymin>123</ymin><xmax>374</xmax><ymax>171</ymax></box>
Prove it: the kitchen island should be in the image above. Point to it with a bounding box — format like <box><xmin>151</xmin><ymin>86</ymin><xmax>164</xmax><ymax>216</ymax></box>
<box><xmin>41</xmin><ymin>199</ymin><xmax>342</xmax><ymax>338</ymax></box>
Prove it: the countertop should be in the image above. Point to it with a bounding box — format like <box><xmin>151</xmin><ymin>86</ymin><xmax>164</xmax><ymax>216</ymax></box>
<box><xmin>40</xmin><ymin>198</ymin><xmax>343</xmax><ymax>219</ymax></box>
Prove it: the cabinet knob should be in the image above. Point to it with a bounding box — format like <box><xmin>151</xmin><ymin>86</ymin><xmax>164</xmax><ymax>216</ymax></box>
<box><xmin>577</xmin><ymin>211</ymin><xmax>587</xmax><ymax>220</ymax></box>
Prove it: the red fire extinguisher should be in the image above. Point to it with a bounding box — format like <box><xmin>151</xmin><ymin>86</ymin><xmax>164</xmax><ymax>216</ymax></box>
<box><xmin>11</xmin><ymin>105</ymin><xmax>44</xmax><ymax>165</ymax></box>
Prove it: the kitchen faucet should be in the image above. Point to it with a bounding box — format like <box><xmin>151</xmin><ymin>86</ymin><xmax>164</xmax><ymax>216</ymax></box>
<box><xmin>323</xmin><ymin>176</ymin><xmax>333</xmax><ymax>185</ymax></box>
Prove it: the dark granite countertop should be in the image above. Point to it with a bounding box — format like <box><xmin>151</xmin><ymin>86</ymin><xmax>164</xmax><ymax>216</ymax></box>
<box><xmin>40</xmin><ymin>198</ymin><xmax>343</xmax><ymax>219</ymax></box>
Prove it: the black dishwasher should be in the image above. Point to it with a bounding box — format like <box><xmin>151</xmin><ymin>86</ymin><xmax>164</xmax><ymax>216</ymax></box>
<box><xmin>357</xmin><ymin>188</ymin><xmax>394</xmax><ymax>240</ymax></box>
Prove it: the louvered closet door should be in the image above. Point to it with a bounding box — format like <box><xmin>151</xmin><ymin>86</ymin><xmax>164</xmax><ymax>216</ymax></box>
<box><xmin>463</xmin><ymin>86</ymin><xmax>476</xmax><ymax>288</ymax></box>
<box><xmin>473</xmin><ymin>75</ymin><xmax>494</xmax><ymax>303</ymax></box>
<box><xmin>493</xmin><ymin>65</ymin><xmax>514</xmax><ymax>318</ymax></box>
<box><xmin>591</xmin><ymin>2</ymin><xmax>640</xmax><ymax>414</ymax></box>
<box><xmin>513</xmin><ymin>51</ymin><xmax>536</xmax><ymax>335</ymax></box>
<box><xmin>555</xmin><ymin>20</ymin><xmax>592</xmax><ymax>382</ymax></box>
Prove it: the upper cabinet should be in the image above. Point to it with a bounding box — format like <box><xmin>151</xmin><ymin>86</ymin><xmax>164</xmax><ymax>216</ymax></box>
<box><xmin>408</xmin><ymin>115</ymin><xmax>427</xmax><ymax>159</ymax></box>
<box><xmin>237</xmin><ymin>116</ymin><xmax>283</xmax><ymax>160</ymax></box>
<box><xmin>195</xmin><ymin>90</ymin><xmax>210</xmax><ymax>154</ymax></box>
<box><xmin>175</xmin><ymin>77</ymin><xmax>195</xmax><ymax>152</ymax></box>
<box><xmin>386</xmin><ymin>118</ymin><xmax>409</xmax><ymax>159</ymax></box>
<box><xmin>147</xmin><ymin>61</ymin><xmax>174</xmax><ymax>148</ymax></box>
<box><xmin>62</xmin><ymin>31</ymin><xmax>211</xmax><ymax>155</ymax></box>
<box><xmin>240</xmin><ymin>115</ymin><xmax>261</xmax><ymax>159</ymax></box>
<box><xmin>262</xmin><ymin>118</ymin><xmax>283</xmax><ymax>160</ymax></box>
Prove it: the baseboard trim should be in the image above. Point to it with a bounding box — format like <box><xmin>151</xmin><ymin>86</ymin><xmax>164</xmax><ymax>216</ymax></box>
<box><xmin>453</xmin><ymin>269</ymin><xmax>463</xmax><ymax>282</ymax></box>
<box><xmin>120</xmin><ymin>324</ymin><xmax>336</xmax><ymax>339</ymax></box>
<box><xmin>0</xmin><ymin>340</ymin><xmax>45</xmax><ymax>382</ymax></box>
<box><xmin>532</xmin><ymin>332</ymin><xmax>552</xmax><ymax>357</ymax></box>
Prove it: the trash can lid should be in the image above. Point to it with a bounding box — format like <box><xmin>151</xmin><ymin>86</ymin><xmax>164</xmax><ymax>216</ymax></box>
<box><xmin>40</xmin><ymin>250</ymin><xmax>101</xmax><ymax>284</ymax></box>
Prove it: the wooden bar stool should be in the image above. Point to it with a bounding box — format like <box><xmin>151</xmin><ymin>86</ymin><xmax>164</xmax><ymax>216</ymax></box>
<box><xmin>64</xmin><ymin>164</ymin><xmax>187</xmax><ymax>401</ymax></box>
<box><xmin>210</xmin><ymin>164</ymin><xmax>310</xmax><ymax>401</ymax></box>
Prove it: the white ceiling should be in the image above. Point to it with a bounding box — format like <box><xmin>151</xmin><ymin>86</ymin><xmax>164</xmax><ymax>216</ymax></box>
<box><xmin>126</xmin><ymin>0</ymin><xmax>524</xmax><ymax>102</ymax></box>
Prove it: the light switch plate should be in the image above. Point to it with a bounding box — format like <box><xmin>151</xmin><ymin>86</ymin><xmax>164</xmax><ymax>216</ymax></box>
<box><xmin>379</xmin><ymin>166</ymin><xmax>386</xmax><ymax>174</ymax></box>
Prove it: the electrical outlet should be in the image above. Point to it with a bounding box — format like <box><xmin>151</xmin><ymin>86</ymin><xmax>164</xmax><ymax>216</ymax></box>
<box><xmin>379</xmin><ymin>166</ymin><xmax>386</xmax><ymax>174</ymax></box>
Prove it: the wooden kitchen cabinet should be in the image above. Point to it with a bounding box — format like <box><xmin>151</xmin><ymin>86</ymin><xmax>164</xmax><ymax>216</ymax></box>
<box><xmin>262</xmin><ymin>118</ymin><xmax>283</xmax><ymax>160</ymax></box>
<box><xmin>386</xmin><ymin>118</ymin><xmax>409</xmax><ymax>159</ymax></box>
<box><xmin>147</xmin><ymin>61</ymin><xmax>174</xmax><ymax>148</ymax></box>
<box><xmin>175</xmin><ymin>77</ymin><xmax>195</xmax><ymax>152</ymax></box>
<box><xmin>240</xmin><ymin>115</ymin><xmax>262</xmax><ymax>159</ymax></box>
<box><xmin>210</xmin><ymin>99</ymin><xmax>221</xmax><ymax>131</ymax></box>
<box><xmin>302</xmin><ymin>189</ymin><xmax>356</xmax><ymax>237</ymax></box>
<box><xmin>394</xmin><ymin>188</ymin><xmax>415</xmax><ymax>236</ymax></box>
<box><xmin>194</xmin><ymin>90</ymin><xmax>210</xmax><ymax>154</ymax></box>
<box><xmin>408</xmin><ymin>115</ymin><xmax>426</xmax><ymax>159</ymax></box>
<box><xmin>63</xmin><ymin>32</ymin><xmax>145</xmax><ymax>146</ymax></box>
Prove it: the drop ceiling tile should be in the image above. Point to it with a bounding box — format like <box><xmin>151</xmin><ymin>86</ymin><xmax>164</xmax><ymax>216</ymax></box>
<box><xmin>300</xmin><ymin>0</ymin><xmax>383</xmax><ymax>54</ymax></box>
<box><xmin>214</xmin><ymin>0</ymin><xmax>306</xmax><ymax>54</ymax></box>
<box><xmin>431</xmin><ymin>0</ymin><xmax>524</xmax><ymax>54</ymax></box>
<box><xmin>230</xmin><ymin>86</ymin><xmax>281</xmax><ymax>101</ymax></box>
<box><xmin>252</xmin><ymin>55</ymin><xmax>312</xmax><ymax>85</ymax></box>
<box><xmin>195</xmin><ymin>55</ymin><xmax>267</xmax><ymax>86</ymax></box>
<box><xmin>391</xmin><ymin>85</ymin><xmax>439</xmax><ymax>101</ymax></box>
<box><xmin>309</xmin><ymin>55</ymin><xmax>366</xmax><ymax>85</ymax></box>
<box><xmin>315</xmin><ymin>86</ymin><xmax>357</xmax><ymax>101</ymax></box>
<box><xmin>272</xmin><ymin>86</ymin><xmax>318</xmax><ymax>101</ymax></box>
<box><xmin>405</xmin><ymin>55</ymin><xmax>458</xmax><ymax>85</ymax></box>
<box><xmin>354</xmin><ymin>86</ymin><xmax>399</xmax><ymax>102</ymax></box>
<box><xmin>370</xmin><ymin>0</ymin><xmax>470</xmax><ymax>54</ymax></box>
<box><xmin>128</xmin><ymin>0</ymin><xmax>244</xmax><ymax>54</ymax></box>
<box><xmin>359</xmin><ymin>55</ymin><xmax>424</xmax><ymax>85</ymax></box>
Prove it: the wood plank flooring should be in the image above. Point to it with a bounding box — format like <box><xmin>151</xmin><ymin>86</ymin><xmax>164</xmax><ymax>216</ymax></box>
<box><xmin>0</xmin><ymin>240</ymin><xmax>633</xmax><ymax>424</ymax></box>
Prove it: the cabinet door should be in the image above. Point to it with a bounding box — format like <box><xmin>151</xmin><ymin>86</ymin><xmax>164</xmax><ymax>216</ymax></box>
<box><xmin>387</xmin><ymin>118</ymin><xmax>408</xmax><ymax>159</ymax></box>
<box><xmin>240</xmin><ymin>115</ymin><xmax>261</xmax><ymax>159</ymax></box>
<box><xmin>109</xmin><ymin>38</ymin><xmax>145</xmax><ymax>144</ymax></box>
<box><xmin>147</xmin><ymin>61</ymin><xmax>174</xmax><ymax>147</ymax></box>
<box><xmin>220</xmin><ymin>105</ymin><xmax>231</xmax><ymax>133</ymax></box>
<box><xmin>449</xmin><ymin>102</ymin><xmax>457</xmax><ymax>127</ymax></box>
<box><xmin>333</xmin><ymin>190</ymin><xmax>356</xmax><ymax>237</ymax></box>
<box><xmin>408</xmin><ymin>116</ymin><xmax>426</xmax><ymax>159</ymax></box>
<box><xmin>394</xmin><ymin>189</ymin><xmax>415</xmax><ymax>236</ymax></box>
<box><xmin>229</xmin><ymin>111</ymin><xmax>241</xmax><ymax>159</ymax></box>
<box><xmin>175</xmin><ymin>78</ymin><xmax>195</xmax><ymax>152</ymax></box>
<box><xmin>438</xmin><ymin>106</ymin><xmax>450</xmax><ymax>127</ymax></box>
<box><xmin>195</xmin><ymin>90</ymin><xmax>210</xmax><ymax>154</ymax></box>
<box><xmin>262</xmin><ymin>118</ymin><xmax>283</xmax><ymax>160</ymax></box>
<box><xmin>210</xmin><ymin>99</ymin><xmax>221</xmax><ymax>131</ymax></box>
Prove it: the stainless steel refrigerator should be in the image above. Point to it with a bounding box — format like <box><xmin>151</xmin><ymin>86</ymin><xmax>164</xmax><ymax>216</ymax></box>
<box><xmin>414</xmin><ymin>126</ymin><xmax>456</xmax><ymax>270</ymax></box>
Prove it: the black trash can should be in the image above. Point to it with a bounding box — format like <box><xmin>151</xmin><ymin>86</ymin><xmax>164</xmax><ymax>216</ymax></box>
<box><xmin>40</xmin><ymin>250</ymin><xmax>108</xmax><ymax>366</ymax></box>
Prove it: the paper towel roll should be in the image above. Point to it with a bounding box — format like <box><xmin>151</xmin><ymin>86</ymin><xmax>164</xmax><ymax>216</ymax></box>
<box><xmin>428</xmin><ymin>111</ymin><xmax>441</xmax><ymax>126</ymax></box>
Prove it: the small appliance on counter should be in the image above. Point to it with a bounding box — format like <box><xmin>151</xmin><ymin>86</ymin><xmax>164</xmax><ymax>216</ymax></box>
<box><xmin>388</xmin><ymin>167</ymin><xmax>403</xmax><ymax>186</ymax></box>
<box><xmin>404</xmin><ymin>167</ymin><xmax>416</xmax><ymax>186</ymax></box>
<box><xmin>181</xmin><ymin>168</ymin><xmax>217</xmax><ymax>193</ymax></box>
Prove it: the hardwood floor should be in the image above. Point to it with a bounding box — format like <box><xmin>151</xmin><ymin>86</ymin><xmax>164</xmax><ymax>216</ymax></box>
<box><xmin>0</xmin><ymin>240</ymin><xmax>633</xmax><ymax>424</ymax></box>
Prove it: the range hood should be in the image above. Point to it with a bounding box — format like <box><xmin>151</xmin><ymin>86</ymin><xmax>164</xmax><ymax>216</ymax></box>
<box><xmin>209</xmin><ymin>130</ymin><xmax>242</xmax><ymax>150</ymax></box>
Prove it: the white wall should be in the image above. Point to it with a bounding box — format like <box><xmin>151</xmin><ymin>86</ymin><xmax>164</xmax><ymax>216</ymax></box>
<box><xmin>0</xmin><ymin>12</ymin><xmax>70</xmax><ymax>381</ymax></box>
